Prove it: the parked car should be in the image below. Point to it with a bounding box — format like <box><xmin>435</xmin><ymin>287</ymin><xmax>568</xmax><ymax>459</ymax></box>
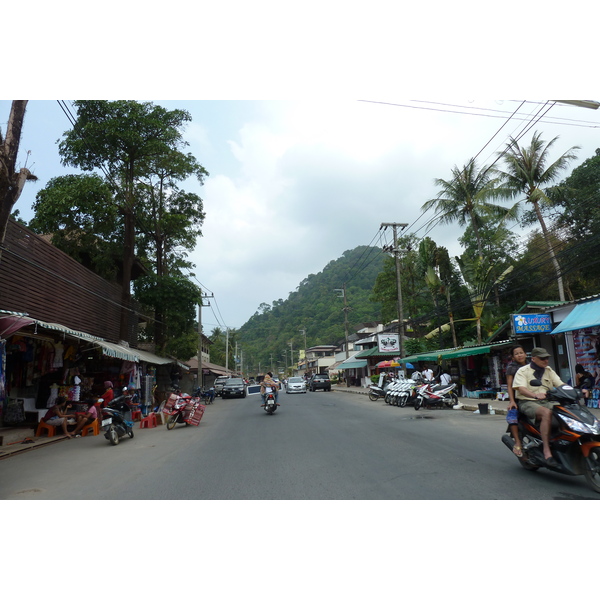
<box><xmin>286</xmin><ymin>376</ymin><xmax>307</xmax><ymax>394</ymax></box>
<box><xmin>214</xmin><ymin>376</ymin><xmax>230</xmax><ymax>396</ymax></box>
<box><xmin>309</xmin><ymin>373</ymin><xmax>331</xmax><ymax>392</ymax></box>
<box><xmin>221</xmin><ymin>378</ymin><xmax>247</xmax><ymax>399</ymax></box>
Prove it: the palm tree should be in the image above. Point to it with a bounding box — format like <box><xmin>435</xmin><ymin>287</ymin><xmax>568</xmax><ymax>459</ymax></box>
<box><xmin>455</xmin><ymin>255</ymin><xmax>514</xmax><ymax>344</ymax></box>
<box><xmin>495</xmin><ymin>131</ymin><xmax>579</xmax><ymax>301</ymax></box>
<box><xmin>422</xmin><ymin>159</ymin><xmax>508</xmax><ymax>261</ymax></box>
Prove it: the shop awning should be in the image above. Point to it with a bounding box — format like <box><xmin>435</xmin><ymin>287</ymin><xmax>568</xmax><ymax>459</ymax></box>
<box><xmin>337</xmin><ymin>359</ymin><xmax>368</xmax><ymax>370</ymax></box>
<box><xmin>551</xmin><ymin>298</ymin><xmax>600</xmax><ymax>334</ymax></box>
<box><xmin>92</xmin><ymin>339</ymin><xmax>141</xmax><ymax>362</ymax></box>
<box><xmin>0</xmin><ymin>310</ymin><xmax>35</xmax><ymax>339</ymax></box>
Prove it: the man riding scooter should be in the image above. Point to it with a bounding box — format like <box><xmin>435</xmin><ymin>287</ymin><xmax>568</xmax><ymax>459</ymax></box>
<box><xmin>512</xmin><ymin>347</ymin><xmax>566</xmax><ymax>468</ymax></box>
<box><xmin>260</xmin><ymin>372</ymin><xmax>279</xmax><ymax>407</ymax></box>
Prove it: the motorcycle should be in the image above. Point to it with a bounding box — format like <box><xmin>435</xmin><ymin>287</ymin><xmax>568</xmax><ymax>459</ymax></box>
<box><xmin>101</xmin><ymin>396</ymin><xmax>135</xmax><ymax>445</ymax></box>
<box><xmin>501</xmin><ymin>382</ymin><xmax>600</xmax><ymax>494</ymax></box>
<box><xmin>193</xmin><ymin>386</ymin><xmax>215</xmax><ymax>405</ymax></box>
<box><xmin>163</xmin><ymin>392</ymin><xmax>206</xmax><ymax>429</ymax></box>
<box><xmin>412</xmin><ymin>373</ymin><xmax>458</xmax><ymax>410</ymax></box>
<box><xmin>369</xmin><ymin>381</ymin><xmax>392</xmax><ymax>402</ymax></box>
<box><xmin>263</xmin><ymin>389</ymin><xmax>279</xmax><ymax>415</ymax></box>
<box><xmin>387</xmin><ymin>377</ymin><xmax>419</xmax><ymax>407</ymax></box>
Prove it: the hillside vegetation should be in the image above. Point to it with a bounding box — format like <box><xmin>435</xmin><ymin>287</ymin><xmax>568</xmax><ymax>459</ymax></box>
<box><xmin>238</xmin><ymin>246</ymin><xmax>386</xmax><ymax>372</ymax></box>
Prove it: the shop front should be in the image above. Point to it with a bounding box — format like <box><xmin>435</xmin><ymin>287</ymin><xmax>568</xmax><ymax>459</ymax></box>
<box><xmin>0</xmin><ymin>311</ymin><xmax>179</xmax><ymax>432</ymax></box>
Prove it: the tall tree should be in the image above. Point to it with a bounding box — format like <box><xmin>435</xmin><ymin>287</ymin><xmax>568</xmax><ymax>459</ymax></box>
<box><xmin>58</xmin><ymin>100</ymin><xmax>195</xmax><ymax>341</ymax></box>
<box><xmin>422</xmin><ymin>158</ymin><xmax>507</xmax><ymax>260</ymax></box>
<box><xmin>0</xmin><ymin>101</ymin><xmax>37</xmax><ymax>264</ymax></box>
<box><xmin>495</xmin><ymin>131</ymin><xmax>579</xmax><ymax>301</ymax></box>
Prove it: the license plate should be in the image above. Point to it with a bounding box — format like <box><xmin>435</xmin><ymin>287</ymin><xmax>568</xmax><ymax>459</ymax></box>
<box><xmin>268</xmin><ymin>399</ymin><xmax>274</xmax><ymax>405</ymax></box>
<box><xmin>102</xmin><ymin>418</ymin><xmax>112</xmax><ymax>426</ymax></box>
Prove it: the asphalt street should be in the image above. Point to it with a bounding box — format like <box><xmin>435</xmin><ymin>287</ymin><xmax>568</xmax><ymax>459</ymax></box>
<box><xmin>1</xmin><ymin>388</ymin><xmax>599</xmax><ymax>499</ymax></box>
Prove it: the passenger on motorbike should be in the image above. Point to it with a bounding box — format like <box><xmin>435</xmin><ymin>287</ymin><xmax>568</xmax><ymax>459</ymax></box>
<box><xmin>260</xmin><ymin>372</ymin><xmax>279</xmax><ymax>406</ymax></box>
<box><xmin>512</xmin><ymin>347</ymin><xmax>565</xmax><ymax>467</ymax></box>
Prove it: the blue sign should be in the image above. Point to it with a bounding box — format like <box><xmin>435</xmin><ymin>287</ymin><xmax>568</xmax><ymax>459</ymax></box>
<box><xmin>512</xmin><ymin>313</ymin><xmax>552</xmax><ymax>335</ymax></box>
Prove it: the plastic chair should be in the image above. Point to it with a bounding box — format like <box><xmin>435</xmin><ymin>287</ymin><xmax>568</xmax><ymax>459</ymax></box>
<box><xmin>36</xmin><ymin>421</ymin><xmax>56</xmax><ymax>438</ymax></box>
<box><xmin>80</xmin><ymin>420</ymin><xmax>100</xmax><ymax>437</ymax></box>
<box><xmin>131</xmin><ymin>409</ymin><xmax>143</xmax><ymax>421</ymax></box>
<box><xmin>139</xmin><ymin>413</ymin><xmax>157</xmax><ymax>429</ymax></box>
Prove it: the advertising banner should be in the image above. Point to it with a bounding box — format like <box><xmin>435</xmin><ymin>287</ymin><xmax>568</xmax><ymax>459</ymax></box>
<box><xmin>511</xmin><ymin>314</ymin><xmax>552</xmax><ymax>335</ymax></box>
<box><xmin>377</xmin><ymin>333</ymin><xmax>400</xmax><ymax>353</ymax></box>
<box><xmin>573</xmin><ymin>327</ymin><xmax>600</xmax><ymax>387</ymax></box>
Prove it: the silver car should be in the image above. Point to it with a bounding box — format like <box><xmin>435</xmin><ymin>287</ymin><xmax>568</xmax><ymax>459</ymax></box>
<box><xmin>286</xmin><ymin>376</ymin><xmax>307</xmax><ymax>394</ymax></box>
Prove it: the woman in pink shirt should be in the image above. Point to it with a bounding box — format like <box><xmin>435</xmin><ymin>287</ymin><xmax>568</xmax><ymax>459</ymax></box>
<box><xmin>71</xmin><ymin>397</ymin><xmax>99</xmax><ymax>438</ymax></box>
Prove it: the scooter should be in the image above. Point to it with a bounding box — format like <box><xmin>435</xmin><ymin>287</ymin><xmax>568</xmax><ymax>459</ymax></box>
<box><xmin>412</xmin><ymin>373</ymin><xmax>458</xmax><ymax>410</ymax></box>
<box><xmin>193</xmin><ymin>386</ymin><xmax>215</xmax><ymax>405</ymax></box>
<box><xmin>501</xmin><ymin>382</ymin><xmax>600</xmax><ymax>494</ymax></box>
<box><xmin>263</xmin><ymin>389</ymin><xmax>279</xmax><ymax>415</ymax></box>
<box><xmin>369</xmin><ymin>381</ymin><xmax>392</xmax><ymax>402</ymax></box>
<box><xmin>101</xmin><ymin>397</ymin><xmax>135</xmax><ymax>445</ymax></box>
<box><xmin>163</xmin><ymin>392</ymin><xmax>206</xmax><ymax>429</ymax></box>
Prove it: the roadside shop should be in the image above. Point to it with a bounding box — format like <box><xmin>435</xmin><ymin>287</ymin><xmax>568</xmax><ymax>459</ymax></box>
<box><xmin>0</xmin><ymin>310</ymin><xmax>182</xmax><ymax>433</ymax></box>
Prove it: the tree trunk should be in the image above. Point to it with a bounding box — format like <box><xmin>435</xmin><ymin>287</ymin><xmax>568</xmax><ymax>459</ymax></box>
<box><xmin>119</xmin><ymin>162</ymin><xmax>135</xmax><ymax>342</ymax></box>
<box><xmin>532</xmin><ymin>199</ymin><xmax>565</xmax><ymax>301</ymax></box>
<box><xmin>0</xmin><ymin>101</ymin><xmax>32</xmax><ymax>264</ymax></box>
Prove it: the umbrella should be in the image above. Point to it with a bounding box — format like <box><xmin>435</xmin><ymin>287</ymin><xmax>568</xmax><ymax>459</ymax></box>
<box><xmin>390</xmin><ymin>361</ymin><xmax>400</xmax><ymax>367</ymax></box>
<box><xmin>376</xmin><ymin>360</ymin><xmax>393</xmax><ymax>368</ymax></box>
<box><xmin>405</xmin><ymin>362</ymin><xmax>415</xmax><ymax>369</ymax></box>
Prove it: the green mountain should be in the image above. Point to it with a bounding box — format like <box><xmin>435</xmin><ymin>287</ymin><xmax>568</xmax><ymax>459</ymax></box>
<box><xmin>238</xmin><ymin>246</ymin><xmax>386</xmax><ymax>373</ymax></box>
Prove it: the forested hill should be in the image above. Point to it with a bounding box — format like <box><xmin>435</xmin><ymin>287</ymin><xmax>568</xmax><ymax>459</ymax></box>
<box><xmin>238</xmin><ymin>246</ymin><xmax>386</xmax><ymax>370</ymax></box>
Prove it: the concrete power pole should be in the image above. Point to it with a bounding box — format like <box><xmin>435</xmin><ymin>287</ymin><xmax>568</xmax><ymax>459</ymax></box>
<box><xmin>381</xmin><ymin>222</ymin><xmax>408</xmax><ymax>359</ymax></box>
<box><xmin>197</xmin><ymin>291</ymin><xmax>213</xmax><ymax>390</ymax></box>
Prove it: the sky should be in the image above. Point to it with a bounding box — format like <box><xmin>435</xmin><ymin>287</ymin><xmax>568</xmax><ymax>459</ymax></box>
<box><xmin>3</xmin><ymin>98</ymin><xmax>600</xmax><ymax>332</ymax></box>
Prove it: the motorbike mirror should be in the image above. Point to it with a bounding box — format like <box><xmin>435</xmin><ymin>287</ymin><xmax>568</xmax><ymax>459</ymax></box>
<box><xmin>529</xmin><ymin>379</ymin><xmax>542</xmax><ymax>386</ymax></box>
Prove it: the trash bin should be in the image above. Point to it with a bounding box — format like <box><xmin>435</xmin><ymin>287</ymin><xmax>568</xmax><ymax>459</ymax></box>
<box><xmin>478</xmin><ymin>403</ymin><xmax>489</xmax><ymax>415</ymax></box>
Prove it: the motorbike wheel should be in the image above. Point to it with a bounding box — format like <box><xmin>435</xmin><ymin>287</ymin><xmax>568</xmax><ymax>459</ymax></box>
<box><xmin>368</xmin><ymin>390</ymin><xmax>379</xmax><ymax>402</ymax></box>
<box><xmin>108</xmin><ymin>426</ymin><xmax>119</xmax><ymax>446</ymax></box>
<box><xmin>166</xmin><ymin>414</ymin><xmax>178</xmax><ymax>430</ymax></box>
<box><xmin>399</xmin><ymin>394</ymin><xmax>408</xmax><ymax>408</ymax></box>
<box><xmin>414</xmin><ymin>397</ymin><xmax>422</xmax><ymax>411</ymax></box>
<box><xmin>584</xmin><ymin>448</ymin><xmax>600</xmax><ymax>493</ymax></box>
<box><xmin>128</xmin><ymin>429</ymin><xmax>134</xmax><ymax>438</ymax></box>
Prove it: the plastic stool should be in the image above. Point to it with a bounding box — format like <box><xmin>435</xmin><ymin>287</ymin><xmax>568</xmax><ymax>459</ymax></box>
<box><xmin>36</xmin><ymin>421</ymin><xmax>56</xmax><ymax>438</ymax></box>
<box><xmin>139</xmin><ymin>413</ymin><xmax>157</xmax><ymax>429</ymax></box>
<box><xmin>81</xmin><ymin>420</ymin><xmax>100</xmax><ymax>437</ymax></box>
<box><xmin>131</xmin><ymin>410</ymin><xmax>143</xmax><ymax>421</ymax></box>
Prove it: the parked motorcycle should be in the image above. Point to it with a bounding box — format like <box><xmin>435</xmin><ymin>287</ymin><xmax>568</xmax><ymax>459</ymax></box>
<box><xmin>387</xmin><ymin>377</ymin><xmax>419</xmax><ymax>407</ymax></box>
<box><xmin>193</xmin><ymin>386</ymin><xmax>215</xmax><ymax>405</ymax></box>
<box><xmin>369</xmin><ymin>381</ymin><xmax>391</xmax><ymax>402</ymax></box>
<box><xmin>412</xmin><ymin>373</ymin><xmax>458</xmax><ymax>410</ymax></box>
<box><xmin>101</xmin><ymin>397</ymin><xmax>135</xmax><ymax>445</ymax></box>
<box><xmin>501</xmin><ymin>382</ymin><xmax>600</xmax><ymax>493</ymax></box>
<box><xmin>163</xmin><ymin>392</ymin><xmax>205</xmax><ymax>429</ymax></box>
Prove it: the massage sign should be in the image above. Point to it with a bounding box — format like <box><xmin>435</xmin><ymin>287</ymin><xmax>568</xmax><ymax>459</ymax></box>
<box><xmin>511</xmin><ymin>314</ymin><xmax>553</xmax><ymax>335</ymax></box>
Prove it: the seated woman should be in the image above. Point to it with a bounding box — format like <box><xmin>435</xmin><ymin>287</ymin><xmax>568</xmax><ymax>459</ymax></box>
<box><xmin>41</xmin><ymin>396</ymin><xmax>74</xmax><ymax>438</ymax></box>
<box><xmin>71</xmin><ymin>396</ymin><xmax>99</xmax><ymax>438</ymax></box>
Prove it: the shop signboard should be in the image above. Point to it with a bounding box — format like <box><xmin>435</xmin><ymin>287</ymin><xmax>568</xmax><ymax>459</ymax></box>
<box><xmin>377</xmin><ymin>333</ymin><xmax>400</xmax><ymax>353</ymax></box>
<box><xmin>511</xmin><ymin>314</ymin><xmax>552</xmax><ymax>336</ymax></box>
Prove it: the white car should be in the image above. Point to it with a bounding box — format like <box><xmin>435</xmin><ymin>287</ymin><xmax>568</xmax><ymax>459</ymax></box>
<box><xmin>286</xmin><ymin>376</ymin><xmax>307</xmax><ymax>394</ymax></box>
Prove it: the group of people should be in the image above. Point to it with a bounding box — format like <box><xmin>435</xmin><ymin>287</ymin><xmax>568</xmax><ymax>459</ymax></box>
<box><xmin>40</xmin><ymin>380</ymin><xmax>139</xmax><ymax>439</ymax></box>
<box><xmin>506</xmin><ymin>345</ymin><xmax>592</xmax><ymax>467</ymax></box>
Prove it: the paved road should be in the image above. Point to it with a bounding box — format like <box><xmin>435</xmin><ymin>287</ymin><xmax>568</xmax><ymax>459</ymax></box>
<box><xmin>1</xmin><ymin>389</ymin><xmax>598</xmax><ymax>499</ymax></box>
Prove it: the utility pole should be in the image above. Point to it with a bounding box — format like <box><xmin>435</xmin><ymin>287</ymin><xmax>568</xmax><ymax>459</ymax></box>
<box><xmin>288</xmin><ymin>340</ymin><xmax>294</xmax><ymax>375</ymax></box>
<box><xmin>197</xmin><ymin>291</ymin><xmax>213</xmax><ymax>390</ymax></box>
<box><xmin>381</xmin><ymin>222</ymin><xmax>408</xmax><ymax>359</ymax></box>
<box><xmin>225</xmin><ymin>327</ymin><xmax>229</xmax><ymax>374</ymax></box>
<box><xmin>299</xmin><ymin>328</ymin><xmax>307</xmax><ymax>376</ymax></box>
<box><xmin>334</xmin><ymin>284</ymin><xmax>350</xmax><ymax>360</ymax></box>
<box><xmin>235</xmin><ymin>341</ymin><xmax>239</xmax><ymax>375</ymax></box>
